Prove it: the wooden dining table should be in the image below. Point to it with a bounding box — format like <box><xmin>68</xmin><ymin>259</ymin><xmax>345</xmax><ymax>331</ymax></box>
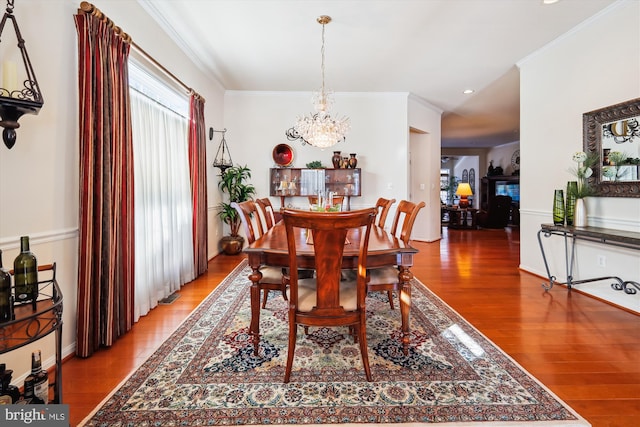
<box><xmin>244</xmin><ymin>221</ymin><xmax>419</xmax><ymax>356</ymax></box>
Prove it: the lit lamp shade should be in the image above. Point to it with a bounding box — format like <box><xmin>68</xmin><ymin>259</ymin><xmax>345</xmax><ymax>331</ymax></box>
<box><xmin>455</xmin><ymin>183</ymin><xmax>473</xmax><ymax>208</ymax></box>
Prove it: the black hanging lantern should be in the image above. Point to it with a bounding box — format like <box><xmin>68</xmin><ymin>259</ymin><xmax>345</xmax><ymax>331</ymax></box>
<box><xmin>211</xmin><ymin>128</ymin><xmax>233</xmax><ymax>174</ymax></box>
<box><xmin>0</xmin><ymin>0</ymin><xmax>44</xmax><ymax>149</ymax></box>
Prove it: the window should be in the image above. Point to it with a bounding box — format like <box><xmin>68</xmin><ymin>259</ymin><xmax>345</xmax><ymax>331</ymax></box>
<box><xmin>128</xmin><ymin>59</ymin><xmax>194</xmax><ymax>321</ymax></box>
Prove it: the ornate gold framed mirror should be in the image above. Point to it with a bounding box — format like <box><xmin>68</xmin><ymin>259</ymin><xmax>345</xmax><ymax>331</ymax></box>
<box><xmin>583</xmin><ymin>97</ymin><xmax>640</xmax><ymax>197</ymax></box>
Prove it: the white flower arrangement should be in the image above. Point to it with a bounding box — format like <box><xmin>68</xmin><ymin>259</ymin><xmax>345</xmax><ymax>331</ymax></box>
<box><xmin>568</xmin><ymin>151</ymin><xmax>597</xmax><ymax>198</ymax></box>
<box><xmin>602</xmin><ymin>166</ymin><xmax>617</xmax><ymax>180</ymax></box>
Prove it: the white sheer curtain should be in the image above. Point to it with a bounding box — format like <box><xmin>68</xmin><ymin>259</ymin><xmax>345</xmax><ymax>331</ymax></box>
<box><xmin>130</xmin><ymin>89</ymin><xmax>195</xmax><ymax>321</ymax></box>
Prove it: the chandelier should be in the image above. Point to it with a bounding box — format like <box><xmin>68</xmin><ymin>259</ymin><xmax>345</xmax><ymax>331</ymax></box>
<box><xmin>286</xmin><ymin>15</ymin><xmax>349</xmax><ymax>149</ymax></box>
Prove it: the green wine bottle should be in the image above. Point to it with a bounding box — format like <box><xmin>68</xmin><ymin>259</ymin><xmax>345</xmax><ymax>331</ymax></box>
<box><xmin>0</xmin><ymin>250</ymin><xmax>13</xmax><ymax>323</ymax></box>
<box><xmin>26</xmin><ymin>350</ymin><xmax>49</xmax><ymax>404</ymax></box>
<box><xmin>13</xmin><ymin>236</ymin><xmax>38</xmax><ymax>305</ymax></box>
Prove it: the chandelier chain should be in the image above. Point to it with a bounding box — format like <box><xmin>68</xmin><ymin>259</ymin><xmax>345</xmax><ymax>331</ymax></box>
<box><xmin>320</xmin><ymin>21</ymin><xmax>325</xmax><ymax>102</ymax></box>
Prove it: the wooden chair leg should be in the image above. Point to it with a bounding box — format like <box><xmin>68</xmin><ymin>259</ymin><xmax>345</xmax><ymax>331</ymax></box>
<box><xmin>284</xmin><ymin>318</ymin><xmax>298</xmax><ymax>383</ymax></box>
<box><xmin>357</xmin><ymin>322</ymin><xmax>372</xmax><ymax>382</ymax></box>
<box><xmin>261</xmin><ymin>289</ymin><xmax>269</xmax><ymax>309</ymax></box>
<box><xmin>387</xmin><ymin>290</ymin><xmax>395</xmax><ymax>310</ymax></box>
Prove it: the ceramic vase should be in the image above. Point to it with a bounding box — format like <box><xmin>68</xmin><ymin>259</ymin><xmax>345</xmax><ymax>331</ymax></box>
<box><xmin>574</xmin><ymin>198</ymin><xmax>587</xmax><ymax>227</ymax></box>
<box><xmin>348</xmin><ymin>153</ymin><xmax>358</xmax><ymax>168</ymax></box>
<box><xmin>552</xmin><ymin>189</ymin><xmax>565</xmax><ymax>226</ymax></box>
<box><xmin>565</xmin><ymin>181</ymin><xmax>577</xmax><ymax>226</ymax></box>
<box><xmin>331</xmin><ymin>151</ymin><xmax>341</xmax><ymax>169</ymax></box>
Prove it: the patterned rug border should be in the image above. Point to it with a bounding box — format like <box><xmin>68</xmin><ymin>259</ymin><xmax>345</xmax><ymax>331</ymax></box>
<box><xmin>80</xmin><ymin>260</ymin><xmax>590</xmax><ymax>427</ymax></box>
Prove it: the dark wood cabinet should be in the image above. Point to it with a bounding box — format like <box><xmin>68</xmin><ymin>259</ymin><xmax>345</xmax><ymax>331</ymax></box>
<box><xmin>269</xmin><ymin>168</ymin><xmax>361</xmax><ymax>209</ymax></box>
<box><xmin>480</xmin><ymin>176</ymin><xmax>520</xmax><ymax>225</ymax></box>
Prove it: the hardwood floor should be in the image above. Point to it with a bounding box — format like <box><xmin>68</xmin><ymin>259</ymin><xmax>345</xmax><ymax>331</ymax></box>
<box><xmin>62</xmin><ymin>226</ymin><xmax>640</xmax><ymax>426</ymax></box>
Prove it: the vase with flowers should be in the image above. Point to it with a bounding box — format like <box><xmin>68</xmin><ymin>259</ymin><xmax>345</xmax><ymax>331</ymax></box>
<box><xmin>567</xmin><ymin>151</ymin><xmax>597</xmax><ymax>227</ymax></box>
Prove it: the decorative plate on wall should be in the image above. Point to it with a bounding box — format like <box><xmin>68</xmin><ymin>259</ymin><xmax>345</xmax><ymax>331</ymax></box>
<box><xmin>511</xmin><ymin>149</ymin><xmax>520</xmax><ymax>171</ymax></box>
<box><xmin>273</xmin><ymin>144</ymin><xmax>294</xmax><ymax>167</ymax></box>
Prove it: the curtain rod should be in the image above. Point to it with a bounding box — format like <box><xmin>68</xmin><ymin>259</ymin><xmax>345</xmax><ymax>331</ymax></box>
<box><xmin>78</xmin><ymin>1</ymin><xmax>203</xmax><ymax>100</ymax></box>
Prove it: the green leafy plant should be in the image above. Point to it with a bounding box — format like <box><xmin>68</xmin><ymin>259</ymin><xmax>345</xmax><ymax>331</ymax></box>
<box><xmin>217</xmin><ymin>165</ymin><xmax>256</xmax><ymax>236</ymax></box>
<box><xmin>603</xmin><ymin>151</ymin><xmax>632</xmax><ymax>181</ymax></box>
<box><xmin>306</xmin><ymin>160</ymin><xmax>324</xmax><ymax>169</ymax></box>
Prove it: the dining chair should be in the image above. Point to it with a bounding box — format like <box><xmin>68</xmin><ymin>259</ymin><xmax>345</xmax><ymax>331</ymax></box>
<box><xmin>367</xmin><ymin>199</ymin><xmax>425</xmax><ymax>309</ymax></box>
<box><xmin>281</xmin><ymin>207</ymin><xmax>377</xmax><ymax>383</ymax></box>
<box><xmin>375</xmin><ymin>197</ymin><xmax>396</xmax><ymax>228</ymax></box>
<box><xmin>255</xmin><ymin>197</ymin><xmax>277</xmax><ymax>230</ymax></box>
<box><xmin>231</xmin><ymin>200</ymin><xmax>288</xmax><ymax>308</ymax></box>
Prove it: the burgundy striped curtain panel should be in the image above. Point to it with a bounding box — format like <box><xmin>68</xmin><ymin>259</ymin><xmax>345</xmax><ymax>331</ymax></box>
<box><xmin>189</xmin><ymin>94</ymin><xmax>208</xmax><ymax>276</ymax></box>
<box><xmin>74</xmin><ymin>11</ymin><xmax>135</xmax><ymax>358</ymax></box>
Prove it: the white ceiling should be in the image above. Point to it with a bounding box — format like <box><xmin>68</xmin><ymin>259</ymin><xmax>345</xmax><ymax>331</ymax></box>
<box><xmin>138</xmin><ymin>0</ymin><xmax>618</xmax><ymax>148</ymax></box>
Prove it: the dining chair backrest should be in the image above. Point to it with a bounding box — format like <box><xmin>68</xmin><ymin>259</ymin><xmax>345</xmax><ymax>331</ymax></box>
<box><xmin>281</xmin><ymin>207</ymin><xmax>377</xmax><ymax>382</ymax></box>
<box><xmin>231</xmin><ymin>200</ymin><xmax>264</xmax><ymax>245</ymax></box>
<box><xmin>255</xmin><ymin>197</ymin><xmax>276</xmax><ymax>230</ymax></box>
<box><xmin>375</xmin><ymin>197</ymin><xmax>396</xmax><ymax>228</ymax></box>
<box><xmin>390</xmin><ymin>200</ymin><xmax>426</xmax><ymax>244</ymax></box>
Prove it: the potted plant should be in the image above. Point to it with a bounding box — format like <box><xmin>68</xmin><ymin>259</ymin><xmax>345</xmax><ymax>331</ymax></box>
<box><xmin>217</xmin><ymin>165</ymin><xmax>256</xmax><ymax>255</ymax></box>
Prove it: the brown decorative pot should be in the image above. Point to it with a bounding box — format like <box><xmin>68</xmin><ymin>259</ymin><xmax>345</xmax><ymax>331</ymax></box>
<box><xmin>220</xmin><ymin>235</ymin><xmax>244</xmax><ymax>255</ymax></box>
<box><xmin>332</xmin><ymin>151</ymin><xmax>341</xmax><ymax>169</ymax></box>
<box><xmin>348</xmin><ymin>153</ymin><xmax>358</xmax><ymax>168</ymax></box>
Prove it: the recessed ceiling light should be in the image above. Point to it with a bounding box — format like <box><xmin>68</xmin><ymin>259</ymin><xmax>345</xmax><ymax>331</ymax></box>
<box><xmin>542</xmin><ymin>0</ymin><xmax>560</xmax><ymax>5</ymax></box>
<box><xmin>463</xmin><ymin>89</ymin><xmax>474</xmax><ymax>94</ymax></box>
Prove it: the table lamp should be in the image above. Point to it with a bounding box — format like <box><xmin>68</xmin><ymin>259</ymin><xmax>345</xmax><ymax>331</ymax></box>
<box><xmin>455</xmin><ymin>183</ymin><xmax>473</xmax><ymax>208</ymax></box>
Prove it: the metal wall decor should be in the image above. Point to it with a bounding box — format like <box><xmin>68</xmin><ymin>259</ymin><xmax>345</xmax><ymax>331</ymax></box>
<box><xmin>0</xmin><ymin>0</ymin><xmax>44</xmax><ymax>149</ymax></box>
<box><xmin>211</xmin><ymin>128</ymin><xmax>233</xmax><ymax>174</ymax></box>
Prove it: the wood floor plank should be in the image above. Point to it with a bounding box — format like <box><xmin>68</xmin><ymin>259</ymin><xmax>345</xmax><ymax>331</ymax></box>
<box><xmin>62</xmin><ymin>226</ymin><xmax>640</xmax><ymax>426</ymax></box>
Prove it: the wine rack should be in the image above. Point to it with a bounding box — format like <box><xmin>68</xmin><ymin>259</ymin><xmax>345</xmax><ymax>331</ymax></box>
<box><xmin>0</xmin><ymin>263</ymin><xmax>63</xmax><ymax>403</ymax></box>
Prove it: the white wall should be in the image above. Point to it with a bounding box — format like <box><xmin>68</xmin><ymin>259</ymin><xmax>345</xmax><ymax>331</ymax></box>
<box><xmin>0</xmin><ymin>0</ymin><xmax>224</xmax><ymax>382</ymax></box>
<box><xmin>408</xmin><ymin>95</ymin><xmax>443</xmax><ymax>242</ymax></box>
<box><xmin>518</xmin><ymin>0</ymin><xmax>640</xmax><ymax>312</ymax></box>
<box><xmin>223</xmin><ymin>91</ymin><xmax>411</xmax><ymax>213</ymax></box>
<box><xmin>222</xmin><ymin>91</ymin><xmax>442</xmax><ymax>243</ymax></box>
<box><xmin>487</xmin><ymin>141</ymin><xmax>520</xmax><ymax>177</ymax></box>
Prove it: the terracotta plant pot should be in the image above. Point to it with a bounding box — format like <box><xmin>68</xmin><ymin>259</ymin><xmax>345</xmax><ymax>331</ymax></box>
<box><xmin>220</xmin><ymin>235</ymin><xmax>244</xmax><ymax>255</ymax></box>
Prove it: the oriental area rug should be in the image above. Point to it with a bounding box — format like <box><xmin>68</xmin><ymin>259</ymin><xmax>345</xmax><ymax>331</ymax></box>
<box><xmin>81</xmin><ymin>260</ymin><xmax>588</xmax><ymax>426</ymax></box>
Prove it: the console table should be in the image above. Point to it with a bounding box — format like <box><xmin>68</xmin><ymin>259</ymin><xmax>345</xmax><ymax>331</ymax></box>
<box><xmin>446</xmin><ymin>207</ymin><xmax>478</xmax><ymax>229</ymax></box>
<box><xmin>537</xmin><ymin>223</ymin><xmax>640</xmax><ymax>296</ymax></box>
